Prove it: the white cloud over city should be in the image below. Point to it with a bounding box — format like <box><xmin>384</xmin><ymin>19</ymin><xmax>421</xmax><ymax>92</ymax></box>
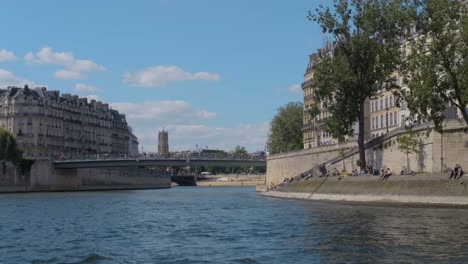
<box><xmin>0</xmin><ymin>69</ymin><xmax>43</xmax><ymax>88</ymax></box>
<box><xmin>287</xmin><ymin>84</ymin><xmax>301</xmax><ymax>94</ymax></box>
<box><xmin>74</xmin><ymin>83</ymin><xmax>100</xmax><ymax>93</ymax></box>
<box><xmin>111</xmin><ymin>100</ymin><xmax>216</xmax><ymax>122</ymax></box>
<box><xmin>0</xmin><ymin>49</ymin><xmax>15</xmax><ymax>62</ymax></box>
<box><xmin>123</xmin><ymin>65</ymin><xmax>220</xmax><ymax>88</ymax></box>
<box><xmin>110</xmin><ymin>100</ymin><xmax>267</xmax><ymax>152</ymax></box>
<box><xmin>24</xmin><ymin>47</ymin><xmax>106</xmax><ymax>80</ymax></box>
<box><xmin>273</xmin><ymin>83</ymin><xmax>302</xmax><ymax>95</ymax></box>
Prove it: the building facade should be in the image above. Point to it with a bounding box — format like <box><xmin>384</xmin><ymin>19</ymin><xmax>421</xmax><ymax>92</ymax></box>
<box><xmin>128</xmin><ymin>127</ymin><xmax>139</xmax><ymax>156</ymax></box>
<box><xmin>158</xmin><ymin>129</ymin><xmax>169</xmax><ymax>155</ymax></box>
<box><xmin>369</xmin><ymin>89</ymin><xmax>402</xmax><ymax>138</ymax></box>
<box><xmin>302</xmin><ymin>42</ymin><xmax>339</xmax><ymax>149</ymax></box>
<box><xmin>0</xmin><ymin>86</ymin><xmax>136</xmax><ymax>158</ymax></box>
<box><xmin>302</xmin><ymin>42</ymin><xmax>369</xmax><ymax>149</ymax></box>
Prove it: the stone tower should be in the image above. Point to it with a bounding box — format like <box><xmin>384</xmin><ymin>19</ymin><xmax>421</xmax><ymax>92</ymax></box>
<box><xmin>158</xmin><ymin>129</ymin><xmax>169</xmax><ymax>155</ymax></box>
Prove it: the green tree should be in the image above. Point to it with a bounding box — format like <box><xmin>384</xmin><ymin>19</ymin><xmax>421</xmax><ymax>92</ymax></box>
<box><xmin>397</xmin><ymin>133</ymin><xmax>419</xmax><ymax>171</ymax></box>
<box><xmin>308</xmin><ymin>0</ymin><xmax>416</xmax><ymax>169</ymax></box>
<box><xmin>403</xmin><ymin>0</ymin><xmax>468</xmax><ymax>130</ymax></box>
<box><xmin>233</xmin><ymin>145</ymin><xmax>248</xmax><ymax>158</ymax></box>
<box><xmin>267</xmin><ymin>101</ymin><xmax>303</xmax><ymax>154</ymax></box>
<box><xmin>0</xmin><ymin>128</ymin><xmax>22</xmax><ymax>164</ymax></box>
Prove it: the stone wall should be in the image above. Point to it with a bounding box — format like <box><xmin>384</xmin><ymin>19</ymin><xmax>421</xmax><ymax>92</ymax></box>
<box><xmin>266</xmin><ymin>141</ymin><xmax>357</xmax><ymax>185</ymax></box>
<box><xmin>0</xmin><ymin>162</ymin><xmax>24</xmax><ymax>192</ymax></box>
<box><xmin>267</xmin><ymin>120</ymin><xmax>468</xmax><ymax>185</ymax></box>
<box><xmin>263</xmin><ymin>174</ymin><xmax>468</xmax><ymax>205</ymax></box>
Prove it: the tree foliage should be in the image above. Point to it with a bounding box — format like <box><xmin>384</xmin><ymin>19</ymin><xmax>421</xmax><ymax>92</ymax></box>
<box><xmin>309</xmin><ymin>0</ymin><xmax>416</xmax><ymax>169</ymax></box>
<box><xmin>0</xmin><ymin>128</ymin><xmax>22</xmax><ymax>164</ymax></box>
<box><xmin>403</xmin><ymin>0</ymin><xmax>468</xmax><ymax>130</ymax></box>
<box><xmin>233</xmin><ymin>145</ymin><xmax>248</xmax><ymax>158</ymax></box>
<box><xmin>268</xmin><ymin>102</ymin><xmax>303</xmax><ymax>154</ymax></box>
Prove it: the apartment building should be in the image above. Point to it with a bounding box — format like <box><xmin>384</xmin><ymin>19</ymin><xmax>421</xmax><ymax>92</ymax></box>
<box><xmin>302</xmin><ymin>42</ymin><xmax>340</xmax><ymax>149</ymax></box>
<box><xmin>0</xmin><ymin>86</ymin><xmax>137</xmax><ymax>158</ymax></box>
<box><xmin>302</xmin><ymin>42</ymin><xmax>369</xmax><ymax>149</ymax></box>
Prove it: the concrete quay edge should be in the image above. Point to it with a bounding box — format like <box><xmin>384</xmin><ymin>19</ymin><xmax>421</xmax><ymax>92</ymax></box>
<box><xmin>260</xmin><ymin>191</ymin><xmax>468</xmax><ymax>207</ymax></box>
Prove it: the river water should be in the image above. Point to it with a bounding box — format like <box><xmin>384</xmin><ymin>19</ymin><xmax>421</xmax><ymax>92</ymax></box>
<box><xmin>1</xmin><ymin>187</ymin><xmax>468</xmax><ymax>264</ymax></box>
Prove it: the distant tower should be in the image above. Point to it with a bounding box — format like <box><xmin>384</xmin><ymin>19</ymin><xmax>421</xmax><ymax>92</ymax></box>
<box><xmin>158</xmin><ymin>129</ymin><xmax>169</xmax><ymax>155</ymax></box>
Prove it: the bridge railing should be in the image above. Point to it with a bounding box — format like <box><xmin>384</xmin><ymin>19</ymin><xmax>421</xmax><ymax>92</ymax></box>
<box><xmin>54</xmin><ymin>155</ymin><xmax>266</xmax><ymax>162</ymax></box>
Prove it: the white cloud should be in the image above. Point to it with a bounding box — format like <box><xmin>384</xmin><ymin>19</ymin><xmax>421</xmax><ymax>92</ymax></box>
<box><xmin>74</xmin><ymin>83</ymin><xmax>100</xmax><ymax>93</ymax></box>
<box><xmin>24</xmin><ymin>47</ymin><xmax>106</xmax><ymax>80</ymax></box>
<box><xmin>54</xmin><ymin>70</ymin><xmax>83</xmax><ymax>80</ymax></box>
<box><xmin>0</xmin><ymin>49</ymin><xmax>15</xmax><ymax>62</ymax></box>
<box><xmin>110</xmin><ymin>100</ymin><xmax>266</xmax><ymax>153</ymax></box>
<box><xmin>24</xmin><ymin>52</ymin><xmax>34</xmax><ymax>61</ymax></box>
<box><xmin>111</xmin><ymin>101</ymin><xmax>216</xmax><ymax>121</ymax></box>
<box><xmin>287</xmin><ymin>84</ymin><xmax>301</xmax><ymax>94</ymax></box>
<box><xmin>0</xmin><ymin>68</ymin><xmax>43</xmax><ymax>87</ymax></box>
<box><xmin>123</xmin><ymin>65</ymin><xmax>220</xmax><ymax>88</ymax></box>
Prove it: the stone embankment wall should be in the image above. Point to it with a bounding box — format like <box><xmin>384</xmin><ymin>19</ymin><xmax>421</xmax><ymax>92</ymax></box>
<box><xmin>267</xmin><ymin>141</ymin><xmax>356</xmax><ymax>185</ymax></box>
<box><xmin>0</xmin><ymin>159</ymin><xmax>171</xmax><ymax>192</ymax></box>
<box><xmin>197</xmin><ymin>173</ymin><xmax>266</xmax><ymax>187</ymax></box>
<box><xmin>262</xmin><ymin>174</ymin><xmax>468</xmax><ymax>205</ymax></box>
<box><xmin>267</xmin><ymin>120</ymin><xmax>468</xmax><ymax>185</ymax></box>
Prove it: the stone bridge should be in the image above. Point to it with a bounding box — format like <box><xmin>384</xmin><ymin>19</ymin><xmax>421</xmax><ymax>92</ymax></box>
<box><xmin>53</xmin><ymin>158</ymin><xmax>266</xmax><ymax>186</ymax></box>
<box><xmin>53</xmin><ymin>157</ymin><xmax>266</xmax><ymax>169</ymax></box>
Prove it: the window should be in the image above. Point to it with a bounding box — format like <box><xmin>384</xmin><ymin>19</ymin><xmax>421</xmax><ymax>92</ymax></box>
<box><xmin>401</xmin><ymin>100</ymin><xmax>407</xmax><ymax>110</ymax></box>
<box><xmin>385</xmin><ymin>97</ymin><xmax>388</xmax><ymax>109</ymax></box>
<box><xmin>380</xmin><ymin>115</ymin><xmax>383</xmax><ymax>128</ymax></box>
<box><xmin>379</xmin><ymin>99</ymin><xmax>383</xmax><ymax>110</ymax></box>
<box><xmin>390</xmin><ymin>96</ymin><xmax>394</xmax><ymax>107</ymax></box>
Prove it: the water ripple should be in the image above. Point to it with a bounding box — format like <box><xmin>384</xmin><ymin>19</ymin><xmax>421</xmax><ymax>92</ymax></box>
<box><xmin>0</xmin><ymin>187</ymin><xmax>468</xmax><ymax>263</ymax></box>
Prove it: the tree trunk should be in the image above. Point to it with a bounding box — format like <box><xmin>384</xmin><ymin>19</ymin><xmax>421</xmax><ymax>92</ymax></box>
<box><xmin>459</xmin><ymin>105</ymin><xmax>468</xmax><ymax>126</ymax></box>
<box><xmin>406</xmin><ymin>151</ymin><xmax>410</xmax><ymax>172</ymax></box>
<box><xmin>358</xmin><ymin>102</ymin><xmax>366</xmax><ymax>170</ymax></box>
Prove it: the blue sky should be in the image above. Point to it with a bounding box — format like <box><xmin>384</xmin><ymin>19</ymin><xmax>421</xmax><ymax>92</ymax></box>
<box><xmin>0</xmin><ymin>0</ymin><xmax>326</xmax><ymax>152</ymax></box>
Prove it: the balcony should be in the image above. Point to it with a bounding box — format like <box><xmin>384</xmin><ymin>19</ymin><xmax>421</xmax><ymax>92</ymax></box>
<box><xmin>304</xmin><ymin>94</ymin><xmax>314</xmax><ymax>101</ymax></box>
<box><xmin>301</xmin><ymin>79</ymin><xmax>314</xmax><ymax>88</ymax></box>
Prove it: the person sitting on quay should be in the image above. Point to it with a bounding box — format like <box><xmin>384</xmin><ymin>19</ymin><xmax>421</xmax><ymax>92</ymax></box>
<box><xmin>361</xmin><ymin>168</ymin><xmax>367</xmax><ymax>176</ymax></box>
<box><xmin>382</xmin><ymin>168</ymin><xmax>392</xmax><ymax>181</ymax></box>
<box><xmin>400</xmin><ymin>168</ymin><xmax>414</xmax><ymax>176</ymax></box>
<box><xmin>320</xmin><ymin>169</ymin><xmax>329</xmax><ymax>177</ymax></box>
<box><xmin>451</xmin><ymin>164</ymin><xmax>464</xmax><ymax>180</ymax></box>
<box><xmin>352</xmin><ymin>168</ymin><xmax>359</xmax><ymax>176</ymax></box>
<box><xmin>378</xmin><ymin>168</ymin><xmax>384</xmax><ymax>180</ymax></box>
<box><xmin>448</xmin><ymin>167</ymin><xmax>455</xmax><ymax>179</ymax></box>
<box><xmin>340</xmin><ymin>169</ymin><xmax>345</xmax><ymax>176</ymax></box>
<box><xmin>332</xmin><ymin>168</ymin><xmax>340</xmax><ymax>177</ymax></box>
